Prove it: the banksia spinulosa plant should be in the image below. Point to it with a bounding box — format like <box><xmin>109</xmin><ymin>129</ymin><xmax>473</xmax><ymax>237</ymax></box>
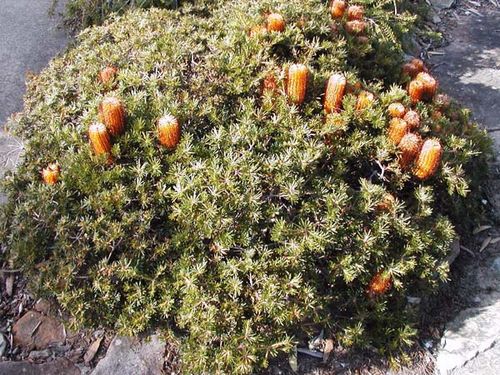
<box><xmin>330</xmin><ymin>0</ymin><xmax>347</xmax><ymax>18</ymax></box>
<box><xmin>416</xmin><ymin>72</ymin><xmax>438</xmax><ymax>100</ymax></box>
<box><xmin>355</xmin><ymin>90</ymin><xmax>375</xmax><ymax>111</ymax></box>
<box><xmin>99</xmin><ymin>96</ymin><xmax>126</xmax><ymax>136</ymax></box>
<box><xmin>42</xmin><ymin>163</ymin><xmax>60</xmax><ymax>185</ymax></box>
<box><xmin>368</xmin><ymin>272</ymin><xmax>392</xmax><ymax>297</ymax></box>
<box><xmin>345</xmin><ymin>20</ymin><xmax>366</xmax><ymax>35</ymax></box>
<box><xmin>388</xmin><ymin>102</ymin><xmax>406</xmax><ymax>118</ymax></box>
<box><xmin>408</xmin><ymin>79</ymin><xmax>425</xmax><ymax>104</ymax></box>
<box><xmin>347</xmin><ymin>5</ymin><xmax>364</xmax><ymax>21</ymax></box>
<box><xmin>324</xmin><ymin>73</ymin><xmax>346</xmax><ymax>113</ymax></box>
<box><xmin>388</xmin><ymin>118</ymin><xmax>409</xmax><ymax>144</ymax></box>
<box><xmin>398</xmin><ymin>132</ymin><xmax>422</xmax><ymax>169</ymax></box>
<box><xmin>375</xmin><ymin>192</ymin><xmax>396</xmax><ymax>213</ymax></box>
<box><xmin>403</xmin><ymin>110</ymin><xmax>420</xmax><ymax>130</ymax></box>
<box><xmin>266</xmin><ymin>13</ymin><xmax>285</xmax><ymax>32</ymax></box>
<box><xmin>414</xmin><ymin>139</ymin><xmax>442</xmax><ymax>180</ymax></box>
<box><xmin>158</xmin><ymin>114</ymin><xmax>181</xmax><ymax>150</ymax></box>
<box><xmin>286</xmin><ymin>64</ymin><xmax>308</xmax><ymax>105</ymax></box>
<box><xmin>98</xmin><ymin>66</ymin><xmax>118</xmax><ymax>84</ymax></box>
<box><xmin>88</xmin><ymin>122</ymin><xmax>112</xmax><ymax>156</ymax></box>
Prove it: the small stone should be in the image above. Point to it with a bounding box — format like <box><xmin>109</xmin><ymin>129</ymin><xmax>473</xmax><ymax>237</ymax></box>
<box><xmin>491</xmin><ymin>257</ymin><xmax>500</xmax><ymax>275</ymax></box>
<box><xmin>91</xmin><ymin>334</ymin><xmax>165</xmax><ymax>375</ymax></box>
<box><xmin>12</xmin><ymin>310</ymin><xmax>65</xmax><ymax>350</ymax></box>
<box><xmin>407</xmin><ymin>296</ymin><xmax>421</xmax><ymax>304</ymax></box>
<box><xmin>28</xmin><ymin>348</ymin><xmax>52</xmax><ymax>360</ymax></box>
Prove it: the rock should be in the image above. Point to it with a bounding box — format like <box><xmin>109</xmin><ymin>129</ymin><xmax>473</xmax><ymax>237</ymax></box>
<box><xmin>12</xmin><ymin>310</ymin><xmax>65</xmax><ymax>350</ymax></box>
<box><xmin>436</xmin><ymin>299</ymin><xmax>500</xmax><ymax>374</ymax></box>
<box><xmin>0</xmin><ymin>358</ymin><xmax>80</xmax><ymax>375</ymax></box>
<box><xmin>33</xmin><ymin>299</ymin><xmax>52</xmax><ymax>315</ymax></box>
<box><xmin>91</xmin><ymin>334</ymin><xmax>165</xmax><ymax>375</ymax></box>
<box><xmin>430</xmin><ymin>0</ymin><xmax>456</xmax><ymax>11</ymax></box>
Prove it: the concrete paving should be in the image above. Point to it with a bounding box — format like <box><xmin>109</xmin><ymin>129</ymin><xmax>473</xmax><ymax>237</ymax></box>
<box><xmin>0</xmin><ymin>0</ymin><xmax>69</xmax><ymax>127</ymax></box>
<box><xmin>430</xmin><ymin>7</ymin><xmax>500</xmax><ymax>375</ymax></box>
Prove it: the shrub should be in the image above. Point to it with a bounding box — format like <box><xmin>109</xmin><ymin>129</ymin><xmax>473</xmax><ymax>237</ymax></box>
<box><xmin>1</xmin><ymin>0</ymin><xmax>491</xmax><ymax>373</ymax></box>
<box><xmin>52</xmin><ymin>0</ymin><xmax>221</xmax><ymax>30</ymax></box>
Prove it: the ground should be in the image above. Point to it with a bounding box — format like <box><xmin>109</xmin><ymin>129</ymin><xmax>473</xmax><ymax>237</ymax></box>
<box><xmin>0</xmin><ymin>1</ymin><xmax>499</xmax><ymax>374</ymax></box>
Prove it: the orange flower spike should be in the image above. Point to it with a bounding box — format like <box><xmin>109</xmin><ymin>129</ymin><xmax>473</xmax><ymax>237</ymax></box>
<box><xmin>402</xmin><ymin>58</ymin><xmax>426</xmax><ymax>79</ymax></box>
<box><xmin>402</xmin><ymin>62</ymin><xmax>419</xmax><ymax>79</ymax></box>
<box><xmin>42</xmin><ymin>163</ymin><xmax>60</xmax><ymax>185</ymax></box>
<box><xmin>347</xmin><ymin>5</ymin><xmax>365</xmax><ymax>21</ymax></box>
<box><xmin>398</xmin><ymin>133</ymin><xmax>422</xmax><ymax>169</ymax></box>
<box><xmin>388</xmin><ymin>103</ymin><xmax>406</xmax><ymax>118</ymax></box>
<box><xmin>98</xmin><ymin>66</ymin><xmax>118</xmax><ymax>85</ymax></box>
<box><xmin>375</xmin><ymin>193</ymin><xmax>396</xmax><ymax>213</ymax></box>
<box><xmin>403</xmin><ymin>110</ymin><xmax>420</xmax><ymax>130</ymax></box>
<box><xmin>368</xmin><ymin>272</ymin><xmax>392</xmax><ymax>297</ymax></box>
<box><xmin>414</xmin><ymin>139</ymin><xmax>442</xmax><ymax>180</ymax></box>
<box><xmin>286</xmin><ymin>64</ymin><xmax>309</xmax><ymax>105</ymax></box>
<box><xmin>345</xmin><ymin>20</ymin><xmax>367</xmax><ymax>35</ymax></box>
<box><xmin>266</xmin><ymin>13</ymin><xmax>285</xmax><ymax>32</ymax></box>
<box><xmin>408</xmin><ymin>79</ymin><xmax>425</xmax><ymax>104</ymax></box>
<box><xmin>330</xmin><ymin>0</ymin><xmax>347</xmax><ymax>18</ymax></box>
<box><xmin>262</xmin><ymin>73</ymin><xmax>278</xmax><ymax>95</ymax></box>
<box><xmin>89</xmin><ymin>122</ymin><xmax>112</xmax><ymax>156</ymax></box>
<box><xmin>410</xmin><ymin>58</ymin><xmax>427</xmax><ymax>73</ymax></box>
<box><xmin>388</xmin><ymin>118</ymin><xmax>409</xmax><ymax>144</ymax></box>
<box><xmin>355</xmin><ymin>90</ymin><xmax>375</xmax><ymax>111</ymax></box>
<box><xmin>249</xmin><ymin>25</ymin><xmax>267</xmax><ymax>37</ymax></box>
<box><xmin>99</xmin><ymin>96</ymin><xmax>126</xmax><ymax>136</ymax></box>
<box><xmin>158</xmin><ymin>114</ymin><xmax>181</xmax><ymax>150</ymax></box>
<box><xmin>416</xmin><ymin>72</ymin><xmax>438</xmax><ymax>100</ymax></box>
<box><xmin>324</xmin><ymin>73</ymin><xmax>346</xmax><ymax>114</ymax></box>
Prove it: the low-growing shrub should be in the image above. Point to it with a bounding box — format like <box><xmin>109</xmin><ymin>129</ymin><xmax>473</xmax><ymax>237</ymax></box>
<box><xmin>1</xmin><ymin>0</ymin><xmax>491</xmax><ymax>373</ymax></box>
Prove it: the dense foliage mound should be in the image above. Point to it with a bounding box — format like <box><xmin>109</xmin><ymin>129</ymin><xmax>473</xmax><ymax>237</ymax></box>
<box><xmin>1</xmin><ymin>0</ymin><xmax>491</xmax><ymax>373</ymax></box>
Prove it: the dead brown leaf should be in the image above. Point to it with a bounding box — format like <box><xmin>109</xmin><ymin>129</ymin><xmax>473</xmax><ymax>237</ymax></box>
<box><xmin>5</xmin><ymin>275</ymin><xmax>14</xmax><ymax>297</ymax></box>
<box><xmin>323</xmin><ymin>338</ymin><xmax>334</xmax><ymax>363</ymax></box>
<box><xmin>84</xmin><ymin>336</ymin><xmax>103</xmax><ymax>364</ymax></box>
<box><xmin>479</xmin><ymin>236</ymin><xmax>492</xmax><ymax>253</ymax></box>
<box><xmin>473</xmin><ymin>225</ymin><xmax>491</xmax><ymax>235</ymax></box>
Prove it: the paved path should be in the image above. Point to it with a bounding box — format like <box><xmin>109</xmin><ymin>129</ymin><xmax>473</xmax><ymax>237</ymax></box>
<box><xmin>0</xmin><ymin>0</ymin><xmax>69</xmax><ymax>201</ymax></box>
<box><xmin>0</xmin><ymin>0</ymin><xmax>69</xmax><ymax>127</ymax></box>
<box><xmin>430</xmin><ymin>6</ymin><xmax>500</xmax><ymax>375</ymax></box>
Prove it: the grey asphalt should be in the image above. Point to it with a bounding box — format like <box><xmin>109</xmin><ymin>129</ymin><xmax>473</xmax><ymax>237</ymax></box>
<box><xmin>0</xmin><ymin>0</ymin><xmax>69</xmax><ymax>127</ymax></box>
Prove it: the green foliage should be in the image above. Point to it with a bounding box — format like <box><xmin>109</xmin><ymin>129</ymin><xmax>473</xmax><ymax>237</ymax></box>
<box><xmin>52</xmin><ymin>0</ymin><xmax>221</xmax><ymax>31</ymax></box>
<box><xmin>1</xmin><ymin>0</ymin><xmax>492</xmax><ymax>373</ymax></box>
